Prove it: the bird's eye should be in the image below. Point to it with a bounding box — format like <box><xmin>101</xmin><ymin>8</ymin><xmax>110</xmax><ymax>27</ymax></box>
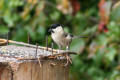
<box><xmin>51</xmin><ymin>30</ymin><xmax>54</xmax><ymax>33</ymax></box>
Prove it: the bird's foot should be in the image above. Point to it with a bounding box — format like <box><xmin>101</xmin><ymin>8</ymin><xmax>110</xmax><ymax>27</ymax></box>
<box><xmin>64</xmin><ymin>54</ymin><xmax>72</xmax><ymax>66</ymax></box>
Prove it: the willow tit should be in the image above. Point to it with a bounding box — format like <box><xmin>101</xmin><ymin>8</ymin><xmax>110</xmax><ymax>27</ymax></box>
<box><xmin>48</xmin><ymin>24</ymin><xmax>87</xmax><ymax>51</ymax></box>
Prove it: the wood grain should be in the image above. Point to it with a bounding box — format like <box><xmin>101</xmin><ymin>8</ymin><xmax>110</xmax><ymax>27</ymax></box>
<box><xmin>0</xmin><ymin>60</ymin><xmax>69</xmax><ymax>80</ymax></box>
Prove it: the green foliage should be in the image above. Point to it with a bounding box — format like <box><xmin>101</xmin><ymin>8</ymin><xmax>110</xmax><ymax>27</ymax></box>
<box><xmin>0</xmin><ymin>0</ymin><xmax>120</xmax><ymax>80</ymax></box>
<box><xmin>111</xmin><ymin>6</ymin><xmax>120</xmax><ymax>23</ymax></box>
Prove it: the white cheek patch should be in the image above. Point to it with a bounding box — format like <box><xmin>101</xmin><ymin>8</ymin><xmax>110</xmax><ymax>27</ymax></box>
<box><xmin>56</xmin><ymin>26</ymin><xmax>63</xmax><ymax>32</ymax></box>
<box><xmin>52</xmin><ymin>29</ymin><xmax>56</xmax><ymax>33</ymax></box>
<box><xmin>52</xmin><ymin>27</ymin><xmax>61</xmax><ymax>33</ymax></box>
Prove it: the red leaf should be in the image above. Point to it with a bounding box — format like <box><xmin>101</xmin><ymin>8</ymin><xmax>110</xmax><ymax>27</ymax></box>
<box><xmin>70</xmin><ymin>0</ymin><xmax>80</xmax><ymax>15</ymax></box>
<box><xmin>98</xmin><ymin>22</ymin><xmax>108</xmax><ymax>33</ymax></box>
<box><xmin>98</xmin><ymin>0</ymin><xmax>109</xmax><ymax>32</ymax></box>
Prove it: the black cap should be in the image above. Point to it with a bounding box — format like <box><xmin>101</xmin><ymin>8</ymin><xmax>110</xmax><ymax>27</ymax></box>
<box><xmin>50</xmin><ymin>24</ymin><xmax>61</xmax><ymax>29</ymax></box>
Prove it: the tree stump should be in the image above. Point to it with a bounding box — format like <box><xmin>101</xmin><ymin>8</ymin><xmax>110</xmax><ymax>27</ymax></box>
<box><xmin>0</xmin><ymin>45</ymin><xmax>73</xmax><ymax>80</ymax></box>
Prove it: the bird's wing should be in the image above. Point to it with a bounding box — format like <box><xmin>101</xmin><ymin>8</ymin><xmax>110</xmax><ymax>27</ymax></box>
<box><xmin>63</xmin><ymin>32</ymin><xmax>69</xmax><ymax>37</ymax></box>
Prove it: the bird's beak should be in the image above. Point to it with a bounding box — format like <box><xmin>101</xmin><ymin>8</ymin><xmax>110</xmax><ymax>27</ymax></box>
<box><xmin>48</xmin><ymin>28</ymin><xmax>52</xmax><ymax>32</ymax></box>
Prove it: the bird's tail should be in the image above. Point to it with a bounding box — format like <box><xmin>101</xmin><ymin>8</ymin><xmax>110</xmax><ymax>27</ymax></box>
<box><xmin>72</xmin><ymin>36</ymin><xmax>88</xmax><ymax>39</ymax></box>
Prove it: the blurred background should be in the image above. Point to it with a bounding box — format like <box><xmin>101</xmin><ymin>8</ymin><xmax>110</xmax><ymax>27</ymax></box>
<box><xmin>0</xmin><ymin>0</ymin><xmax>120</xmax><ymax>80</ymax></box>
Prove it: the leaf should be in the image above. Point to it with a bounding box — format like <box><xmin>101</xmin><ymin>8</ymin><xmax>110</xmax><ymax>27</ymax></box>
<box><xmin>36</xmin><ymin>26</ymin><xmax>45</xmax><ymax>39</ymax></box>
<box><xmin>12</xmin><ymin>27</ymin><xmax>27</xmax><ymax>42</ymax></box>
<box><xmin>104</xmin><ymin>47</ymin><xmax>117</xmax><ymax>62</ymax></box>
<box><xmin>70</xmin><ymin>39</ymin><xmax>85</xmax><ymax>53</ymax></box>
<box><xmin>24</xmin><ymin>26</ymin><xmax>36</xmax><ymax>40</ymax></box>
<box><xmin>0</xmin><ymin>25</ymin><xmax>9</xmax><ymax>34</ymax></box>
<box><xmin>111</xmin><ymin>6</ymin><xmax>120</xmax><ymax>22</ymax></box>
<box><xmin>50</xmin><ymin>11</ymin><xmax>61</xmax><ymax>21</ymax></box>
<box><xmin>3</xmin><ymin>12</ymin><xmax>14</xmax><ymax>27</ymax></box>
<box><xmin>70</xmin><ymin>0</ymin><xmax>80</xmax><ymax>15</ymax></box>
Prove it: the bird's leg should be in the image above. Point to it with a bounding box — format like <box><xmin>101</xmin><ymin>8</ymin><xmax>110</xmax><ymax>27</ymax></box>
<box><xmin>66</xmin><ymin>45</ymin><xmax>70</xmax><ymax>51</ymax></box>
<box><xmin>64</xmin><ymin>45</ymin><xmax>72</xmax><ymax>66</ymax></box>
<box><xmin>57</xmin><ymin>45</ymin><xmax>62</xmax><ymax>60</ymax></box>
<box><xmin>58</xmin><ymin>45</ymin><xmax>62</xmax><ymax>53</ymax></box>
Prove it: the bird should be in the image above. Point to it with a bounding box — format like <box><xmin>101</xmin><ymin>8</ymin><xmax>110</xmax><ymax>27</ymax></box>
<box><xmin>48</xmin><ymin>24</ymin><xmax>87</xmax><ymax>52</ymax></box>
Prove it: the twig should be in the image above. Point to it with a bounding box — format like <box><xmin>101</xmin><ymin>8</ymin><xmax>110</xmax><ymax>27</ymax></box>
<box><xmin>6</xmin><ymin>32</ymin><xmax>9</xmax><ymax>45</ymax></box>
<box><xmin>46</xmin><ymin>36</ymin><xmax>48</xmax><ymax>51</ymax></box>
<box><xmin>0</xmin><ymin>38</ymin><xmax>77</xmax><ymax>55</ymax></box>
<box><xmin>0</xmin><ymin>38</ymin><xmax>58</xmax><ymax>53</ymax></box>
<box><xmin>64</xmin><ymin>54</ymin><xmax>72</xmax><ymax>66</ymax></box>
<box><xmin>27</xmin><ymin>33</ymin><xmax>30</xmax><ymax>44</ymax></box>
<box><xmin>51</xmin><ymin>42</ymin><xmax>54</xmax><ymax>54</ymax></box>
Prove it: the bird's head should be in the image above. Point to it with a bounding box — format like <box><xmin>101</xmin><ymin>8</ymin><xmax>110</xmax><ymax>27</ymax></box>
<box><xmin>48</xmin><ymin>24</ymin><xmax>63</xmax><ymax>33</ymax></box>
